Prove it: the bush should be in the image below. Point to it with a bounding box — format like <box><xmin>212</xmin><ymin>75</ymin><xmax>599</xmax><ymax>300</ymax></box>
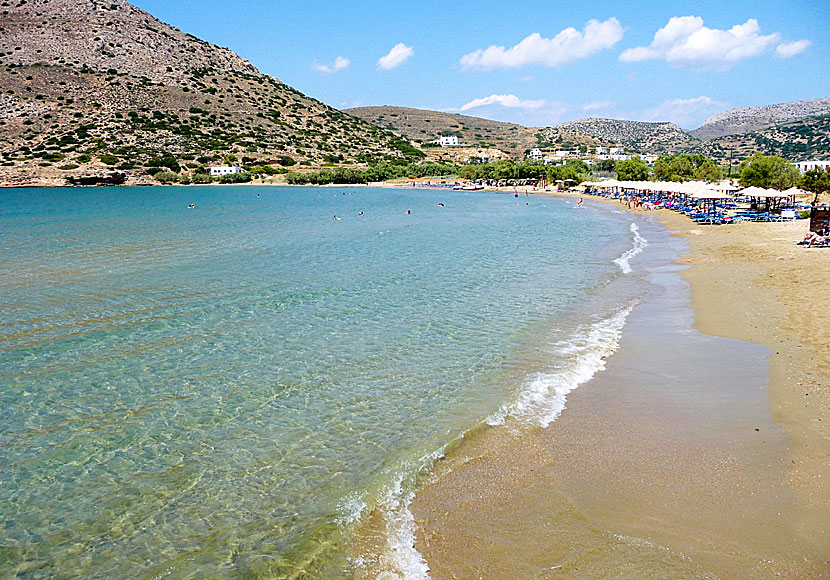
<box><xmin>219</xmin><ymin>172</ymin><xmax>252</xmax><ymax>184</ymax></box>
<box><xmin>277</xmin><ymin>155</ymin><xmax>296</xmax><ymax>167</ymax></box>
<box><xmin>99</xmin><ymin>154</ymin><xmax>119</xmax><ymax>165</ymax></box>
<box><xmin>155</xmin><ymin>172</ymin><xmax>179</xmax><ymax>184</ymax></box>
<box><xmin>58</xmin><ymin>164</ymin><xmax>79</xmax><ymax>170</ymax></box>
<box><xmin>146</xmin><ymin>153</ymin><xmax>180</xmax><ymax>173</ymax></box>
<box><xmin>191</xmin><ymin>173</ymin><xmax>213</xmax><ymax>184</ymax></box>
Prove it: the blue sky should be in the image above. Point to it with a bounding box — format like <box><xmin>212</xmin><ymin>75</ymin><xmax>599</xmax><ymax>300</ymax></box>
<box><xmin>131</xmin><ymin>0</ymin><xmax>828</xmax><ymax>129</ymax></box>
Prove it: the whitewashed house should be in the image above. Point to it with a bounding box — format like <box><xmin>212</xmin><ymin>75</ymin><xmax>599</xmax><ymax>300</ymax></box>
<box><xmin>796</xmin><ymin>160</ymin><xmax>830</xmax><ymax>173</ymax></box>
<box><xmin>209</xmin><ymin>166</ymin><xmax>244</xmax><ymax>176</ymax></box>
<box><xmin>436</xmin><ymin>136</ymin><xmax>459</xmax><ymax>147</ymax></box>
<box><xmin>609</xmin><ymin>147</ymin><xmax>624</xmax><ymax>155</ymax></box>
<box><xmin>527</xmin><ymin>148</ymin><xmax>544</xmax><ymax>161</ymax></box>
<box><xmin>595</xmin><ymin>146</ymin><xmax>607</xmax><ymax>154</ymax></box>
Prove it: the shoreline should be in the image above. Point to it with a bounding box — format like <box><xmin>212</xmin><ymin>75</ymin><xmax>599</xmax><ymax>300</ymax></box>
<box><xmin>405</xmin><ymin>198</ymin><xmax>829</xmax><ymax>578</ymax></box>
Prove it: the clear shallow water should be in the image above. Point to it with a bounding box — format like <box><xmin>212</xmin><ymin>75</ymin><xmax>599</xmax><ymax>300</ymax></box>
<box><xmin>0</xmin><ymin>186</ymin><xmax>637</xmax><ymax>579</ymax></box>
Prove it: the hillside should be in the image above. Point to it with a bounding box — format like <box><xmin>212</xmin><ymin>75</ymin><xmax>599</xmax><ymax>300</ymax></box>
<box><xmin>699</xmin><ymin>113</ymin><xmax>830</xmax><ymax>161</ymax></box>
<box><xmin>691</xmin><ymin>98</ymin><xmax>830</xmax><ymax>140</ymax></box>
<box><xmin>345</xmin><ymin>106</ymin><xmax>538</xmax><ymax>154</ymax></box>
<box><xmin>0</xmin><ymin>0</ymin><xmax>418</xmax><ymax>185</ymax></box>
<box><xmin>542</xmin><ymin>118</ymin><xmax>698</xmax><ymax>154</ymax></box>
<box><xmin>345</xmin><ymin>107</ymin><xmax>688</xmax><ymax>155</ymax></box>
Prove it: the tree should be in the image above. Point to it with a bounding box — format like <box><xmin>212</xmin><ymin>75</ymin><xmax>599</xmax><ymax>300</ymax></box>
<box><xmin>653</xmin><ymin>154</ymin><xmax>722</xmax><ymax>182</ymax></box>
<box><xmin>564</xmin><ymin>159</ymin><xmax>590</xmax><ymax>174</ymax></box>
<box><xmin>800</xmin><ymin>167</ymin><xmax>830</xmax><ymax>205</ymax></box>
<box><xmin>739</xmin><ymin>153</ymin><xmax>799</xmax><ymax>190</ymax></box>
<box><xmin>615</xmin><ymin>157</ymin><xmax>650</xmax><ymax>181</ymax></box>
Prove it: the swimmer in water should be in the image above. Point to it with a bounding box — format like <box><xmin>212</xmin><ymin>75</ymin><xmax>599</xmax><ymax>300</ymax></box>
<box><xmin>333</xmin><ymin>215</ymin><xmax>342</xmax><ymax>221</ymax></box>
<box><xmin>406</xmin><ymin>210</ymin><xmax>411</xmax><ymax>215</ymax></box>
<box><xmin>438</xmin><ymin>203</ymin><xmax>444</xmax><ymax>207</ymax></box>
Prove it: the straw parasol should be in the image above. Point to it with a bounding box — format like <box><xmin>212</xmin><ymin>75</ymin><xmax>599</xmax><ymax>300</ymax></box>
<box><xmin>737</xmin><ymin>186</ymin><xmax>772</xmax><ymax>197</ymax></box>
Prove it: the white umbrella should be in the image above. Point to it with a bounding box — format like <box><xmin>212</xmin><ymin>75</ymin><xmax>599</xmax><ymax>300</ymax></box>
<box><xmin>738</xmin><ymin>186</ymin><xmax>771</xmax><ymax>197</ymax></box>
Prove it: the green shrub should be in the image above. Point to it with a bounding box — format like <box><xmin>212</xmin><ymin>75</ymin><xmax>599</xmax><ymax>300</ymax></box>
<box><xmin>58</xmin><ymin>164</ymin><xmax>79</xmax><ymax>170</ymax></box>
<box><xmin>219</xmin><ymin>171</ymin><xmax>252</xmax><ymax>184</ymax></box>
<box><xmin>99</xmin><ymin>154</ymin><xmax>119</xmax><ymax>165</ymax></box>
<box><xmin>155</xmin><ymin>172</ymin><xmax>179</xmax><ymax>184</ymax></box>
<box><xmin>191</xmin><ymin>173</ymin><xmax>213</xmax><ymax>184</ymax></box>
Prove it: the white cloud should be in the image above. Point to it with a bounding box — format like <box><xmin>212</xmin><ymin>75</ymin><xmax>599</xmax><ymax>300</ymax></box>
<box><xmin>460</xmin><ymin>94</ymin><xmax>546</xmax><ymax>111</ymax></box>
<box><xmin>775</xmin><ymin>39</ymin><xmax>811</xmax><ymax>58</ymax></box>
<box><xmin>311</xmin><ymin>56</ymin><xmax>350</xmax><ymax>74</ymax></box>
<box><xmin>640</xmin><ymin>95</ymin><xmax>728</xmax><ymax>129</ymax></box>
<box><xmin>460</xmin><ymin>18</ymin><xmax>624</xmax><ymax>70</ymax></box>
<box><xmin>583</xmin><ymin>100</ymin><xmax>615</xmax><ymax>112</ymax></box>
<box><xmin>377</xmin><ymin>43</ymin><xmax>414</xmax><ymax>70</ymax></box>
<box><xmin>620</xmin><ymin>16</ymin><xmax>784</xmax><ymax>71</ymax></box>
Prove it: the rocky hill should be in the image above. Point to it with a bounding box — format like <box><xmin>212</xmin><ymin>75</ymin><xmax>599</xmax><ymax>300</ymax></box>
<box><xmin>698</xmin><ymin>113</ymin><xmax>830</xmax><ymax>162</ymax></box>
<box><xmin>345</xmin><ymin>106</ymin><xmax>538</xmax><ymax>154</ymax></box>
<box><xmin>0</xmin><ymin>0</ymin><xmax>418</xmax><ymax>185</ymax></box>
<box><xmin>691</xmin><ymin>98</ymin><xmax>830</xmax><ymax>140</ymax></box>
<box><xmin>542</xmin><ymin>118</ymin><xmax>698</xmax><ymax>154</ymax></box>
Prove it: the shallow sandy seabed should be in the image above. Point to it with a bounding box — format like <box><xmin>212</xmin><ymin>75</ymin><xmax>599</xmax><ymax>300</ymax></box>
<box><xmin>397</xmin><ymin>196</ymin><xmax>829</xmax><ymax>580</ymax></box>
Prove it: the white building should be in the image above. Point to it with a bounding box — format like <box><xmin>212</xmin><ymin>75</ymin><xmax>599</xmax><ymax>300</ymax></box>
<box><xmin>609</xmin><ymin>147</ymin><xmax>624</xmax><ymax>155</ymax></box>
<box><xmin>436</xmin><ymin>135</ymin><xmax>459</xmax><ymax>147</ymax></box>
<box><xmin>554</xmin><ymin>149</ymin><xmax>579</xmax><ymax>157</ymax></box>
<box><xmin>209</xmin><ymin>166</ymin><xmax>244</xmax><ymax>176</ymax></box>
<box><xmin>527</xmin><ymin>148</ymin><xmax>544</xmax><ymax>161</ymax></box>
<box><xmin>796</xmin><ymin>160</ymin><xmax>830</xmax><ymax>173</ymax></box>
<box><xmin>595</xmin><ymin>146</ymin><xmax>607</xmax><ymax>154</ymax></box>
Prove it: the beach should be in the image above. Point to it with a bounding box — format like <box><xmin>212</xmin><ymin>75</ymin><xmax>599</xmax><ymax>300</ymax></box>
<box><xmin>407</xmin><ymin>202</ymin><xmax>829</xmax><ymax>579</ymax></box>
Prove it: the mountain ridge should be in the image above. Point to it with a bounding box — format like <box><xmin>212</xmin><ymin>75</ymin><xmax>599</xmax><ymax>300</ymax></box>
<box><xmin>691</xmin><ymin>97</ymin><xmax>830</xmax><ymax>140</ymax></box>
<box><xmin>0</xmin><ymin>0</ymin><xmax>418</xmax><ymax>185</ymax></box>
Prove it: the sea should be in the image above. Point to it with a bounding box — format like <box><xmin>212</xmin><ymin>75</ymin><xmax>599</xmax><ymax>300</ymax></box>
<box><xmin>0</xmin><ymin>185</ymin><xmax>656</xmax><ymax>579</ymax></box>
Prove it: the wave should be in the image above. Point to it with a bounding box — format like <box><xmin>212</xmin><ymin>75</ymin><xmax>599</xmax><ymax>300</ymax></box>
<box><xmin>486</xmin><ymin>304</ymin><xmax>634</xmax><ymax>428</ymax></box>
<box><xmin>613</xmin><ymin>223</ymin><xmax>647</xmax><ymax>274</ymax></box>
<box><xmin>346</xmin><ymin>446</ymin><xmax>447</xmax><ymax>579</ymax></box>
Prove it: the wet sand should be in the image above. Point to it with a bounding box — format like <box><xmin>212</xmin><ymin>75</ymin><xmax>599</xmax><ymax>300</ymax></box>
<box><xmin>409</xmin><ymin>205</ymin><xmax>829</xmax><ymax>579</ymax></box>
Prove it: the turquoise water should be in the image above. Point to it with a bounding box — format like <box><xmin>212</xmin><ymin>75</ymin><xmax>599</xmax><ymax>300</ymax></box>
<box><xmin>0</xmin><ymin>186</ymin><xmax>637</xmax><ymax>579</ymax></box>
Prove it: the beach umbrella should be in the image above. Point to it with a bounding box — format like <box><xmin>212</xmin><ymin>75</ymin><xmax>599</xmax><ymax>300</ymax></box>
<box><xmin>715</xmin><ymin>180</ymin><xmax>740</xmax><ymax>192</ymax></box>
<box><xmin>760</xmin><ymin>189</ymin><xmax>792</xmax><ymax>198</ymax></box>
<box><xmin>737</xmin><ymin>186</ymin><xmax>771</xmax><ymax>197</ymax></box>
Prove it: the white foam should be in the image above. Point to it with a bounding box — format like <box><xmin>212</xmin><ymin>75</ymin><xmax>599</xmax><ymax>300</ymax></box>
<box><xmin>335</xmin><ymin>492</ymin><xmax>367</xmax><ymax>527</ymax></box>
<box><xmin>613</xmin><ymin>222</ymin><xmax>647</xmax><ymax>274</ymax></box>
<box><xmin>374</xmin><ymin>447</ymin><xmax>446</xmax><ymax>580</ymax></box>
<box><xmin>487</xmin><ymin>304</ymin><xmax>634</xmax><ymax>428</ymax></box>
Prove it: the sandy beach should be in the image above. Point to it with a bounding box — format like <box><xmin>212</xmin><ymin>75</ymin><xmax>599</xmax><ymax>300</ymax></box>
<box><xmin>406</xmin><ymin>198</ymin><xmax>829</xmax><ymax>579</ymax></box>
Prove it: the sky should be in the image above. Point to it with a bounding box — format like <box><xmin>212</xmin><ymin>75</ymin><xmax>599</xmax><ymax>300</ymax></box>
<box><xmin>130</xmin><ymin>0</ymin><xmax>829</xmax><ymax>129</ymax></box>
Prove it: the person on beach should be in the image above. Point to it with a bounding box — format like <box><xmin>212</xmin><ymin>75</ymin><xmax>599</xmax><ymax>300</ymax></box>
<box><xmin>802</xmin><ymin>231</ymin><xmax>827</xmax><ymax>246</ymax></box>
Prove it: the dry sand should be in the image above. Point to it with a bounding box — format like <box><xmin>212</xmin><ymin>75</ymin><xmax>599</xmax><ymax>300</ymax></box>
<box><xmin>405</xmin><ymin>199</ymin><xmax>829</xmax><ymax>579</ymax></box>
